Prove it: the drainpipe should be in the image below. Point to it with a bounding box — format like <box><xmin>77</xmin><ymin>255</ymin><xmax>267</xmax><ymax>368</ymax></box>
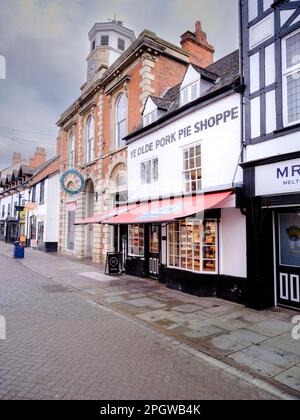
<box><xmin>239</xmin><ymin>0</ymin><xmax>247</xmax><ymax>218</ymax></box>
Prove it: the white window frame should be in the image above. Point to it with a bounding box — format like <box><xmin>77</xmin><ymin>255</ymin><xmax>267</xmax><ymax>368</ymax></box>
<box><xmin>140</xmin><ymin>157</ymin><xmax>159</xmax><ymax>185</ymax></box>
<box><xmin>180</xmin><ymin>80</ymin><xmax>200</xmax><ymax>106</ymax></box>
<box><xmin>118</xmin><ymin>38</ymin><xmax>125</xmax><ymax>51</ymax></box>
<box><xmin>128</xmin><ymin>224</ymin><xmax>144</xmax><ymax>257</ymax></box>
<box><xmin>282</xmin><ymin>28</ymin><xmax>300</xmax><ymax>127</ymax></box>
<box><xmin>143</xmin><ymin>110</ymin><xmax>157</xmax><ymax>127</ymax></box>
<box><xmin>101</xmin><ymin>35</ymin><xmax>109</xmax><ymax>46</ymax></box>
<box><xmin>86</xmin><ymin>115</ymin><xmax>95</xmax><ymax>163</ymax></box>
<box><xmin>167</xmin><ymin>219</ymin><xmax>218</xmax><ymax>275</ymax></box>
<box><xmin>182</xmin><ymin>143</ymin><xmax>202</xmax><ymax>194</ymax></box>
<box><xmin>115</xmin><ymin>94</ymin><xmax>128</xmax><ymax>149</ymax></box>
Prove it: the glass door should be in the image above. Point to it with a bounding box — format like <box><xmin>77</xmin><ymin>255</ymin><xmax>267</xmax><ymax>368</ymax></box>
<box><xmin>148</xmin><ymin>224</ymin><xmax>160</xmax><ymax>279</ymax></box>
<box><xmin>37</xmin><ymin>221</ymin><xmax>44</xmax><ymax>248</ymax></box>
<box><xmin>276</xmin><ymin>212</ymin><xmax>300</xmax><ymax>310</ymax></box>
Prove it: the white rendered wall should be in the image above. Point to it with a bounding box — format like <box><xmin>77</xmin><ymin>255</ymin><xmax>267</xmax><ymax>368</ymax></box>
<box><xmin>219</xmin><ymin>208</ymin><xmax>247</xmax><ymax>278</ymax></box>
<box><xmin>246</xmin><ymin>130</ymin><xmax>300</xmax><ymax>162</ymax></box>
<box><xmin>45</xmin><ymin>174</ymin><xmax>59</xmax><ymax>243</ymax></box>
<box><xmin>128</xmin><ymin>93</ymin><xmax>242</xmax><ymax>202</ymax></box>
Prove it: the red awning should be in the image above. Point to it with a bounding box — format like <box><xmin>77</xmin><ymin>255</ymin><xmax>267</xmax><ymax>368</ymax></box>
<box><xmin>104</xmin><ymin>190</ymin><xmax>233</xmax><ymax>225</ymax></box>
<box><xmin>75</xmin><ymin>204</ymin><xmax>143</xmax><ymax>225</ymax></box>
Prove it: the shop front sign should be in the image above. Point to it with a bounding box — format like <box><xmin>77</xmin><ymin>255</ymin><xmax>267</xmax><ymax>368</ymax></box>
<box><xmin>256</xmin><ymin>158</ymin><xmax>300</xmax><ymax>196</ymax></box>
<box><xmin>130</xmin><ymin>106</ymin><xmax>239</xmax><ymax>160</ymax></box>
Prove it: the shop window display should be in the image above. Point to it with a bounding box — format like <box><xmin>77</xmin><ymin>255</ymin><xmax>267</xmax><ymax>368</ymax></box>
<box><xmin>128</xmin><ymin>224</ymin><xmax>144</xmax><ymax>257</ymax></box>
<box><xmin>168</xmin><ymin>219</ymin><xmax>217</xmax><ymax>274</ymax></box>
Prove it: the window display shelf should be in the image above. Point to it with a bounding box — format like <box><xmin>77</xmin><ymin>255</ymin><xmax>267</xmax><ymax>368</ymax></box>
<box><xmin>168</xmin><ymin>219</ymin><xmax>218</xmax><ymax>274</ymax></box>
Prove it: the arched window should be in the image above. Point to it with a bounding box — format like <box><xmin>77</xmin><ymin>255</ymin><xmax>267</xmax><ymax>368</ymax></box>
<box><xmin>86</xmin><ymin>115</ymin><xmax>94</xmax><ymax>163</ymax></box>
<box><xmin>115</xmin><ymin>173</ymin><xmax>126</xmax><ymax>189</ymax></box>
<box><xmin>112</xmin><ymin>169</ymin><xmax>128</xmax><ymax>207</ymax></box>
<box><xmin>69</xmin><ymin>131</ymin><xmax>75</xmax><ymax>166</ymax></box>
<box><xmin>116</xmin><ymin>94</ymin><xmax>127</xmax><ymax>149</ymax></box>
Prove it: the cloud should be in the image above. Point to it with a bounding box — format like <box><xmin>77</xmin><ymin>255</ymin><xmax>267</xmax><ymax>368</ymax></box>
<box><xmin>0</xmin><ymin>0</ymin><xmax>239</xmax><ymax>168</ymax></box>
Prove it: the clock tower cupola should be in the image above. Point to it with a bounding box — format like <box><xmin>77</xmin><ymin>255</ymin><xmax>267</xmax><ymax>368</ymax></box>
<box><xmin>86</xmin><ymin>17</ymin><xmax>136</xmax><ymax>84</ymax></box>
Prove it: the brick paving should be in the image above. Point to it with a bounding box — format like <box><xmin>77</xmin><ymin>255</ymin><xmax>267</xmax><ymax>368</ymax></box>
<box><xmin>0</xmin><ymin>243</ymin><xmax>295</xmax><ymax>400</ymax></box>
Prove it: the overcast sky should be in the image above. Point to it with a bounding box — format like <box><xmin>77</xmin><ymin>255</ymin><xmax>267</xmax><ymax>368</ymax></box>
<box><xmin>0</xmin><ymin>0</ymin><xmax>239</xmax><ymax>169</ymax></box>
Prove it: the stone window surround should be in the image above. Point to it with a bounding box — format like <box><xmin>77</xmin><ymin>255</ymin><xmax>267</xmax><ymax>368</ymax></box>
<box><xmin>108</xmin><ymin>81</ymin><xmax>129</xmax><ymax>153</ymax></box>
<box><xmin>81</xmin><ymin>108</ymin><xmax>96</xmax><ymax>164</ymax></box>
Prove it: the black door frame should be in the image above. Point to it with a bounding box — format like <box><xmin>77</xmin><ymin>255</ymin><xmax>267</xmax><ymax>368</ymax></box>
<box><xmin>146</xmin><ymin>224</ymin><xmax>161</xmax><ymax>280</ymax></box>
<box><xmin>274</xmin><ymin>208</ymin><xmax>300</xmax><ymax>310</ymax></box>
<box><xmin>113</xmin><ymin>224</ymin><xmax>128</xmax><ymax>272</ymax></box>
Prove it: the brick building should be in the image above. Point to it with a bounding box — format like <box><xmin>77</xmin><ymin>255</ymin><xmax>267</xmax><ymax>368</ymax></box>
<box><xmin>57</xmin><ymin>19</ymin><xmax>215</xmax><ymax>263</ymax></box>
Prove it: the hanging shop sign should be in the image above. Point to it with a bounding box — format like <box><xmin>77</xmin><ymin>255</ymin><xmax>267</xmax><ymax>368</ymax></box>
<box><xmin>19</xmin><ymin>209</ymin><xmax>27</xmax><ymax>223</ymax></box>
<box><xmin>25</xmin><ymin>202</ymin><xmax>37</xmax><ymax>211</ymax></box>
<box><xmin>15</xmin><ymin>206</ymin><xmax>24</xmax><ymax>212</ymax></box>
<box><xmin>60</xmin><ymin>169</ymin><xmax>85</xmax><ymax>195</ymax></box>
<box><xmin>255</xmin><ymin>158</ymin><xmax>300</xmax><ymax>196</ymax></box>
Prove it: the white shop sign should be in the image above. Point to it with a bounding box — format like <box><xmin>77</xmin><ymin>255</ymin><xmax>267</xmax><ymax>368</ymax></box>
<box><xmin>128</xmin><ymin>93</ymin><xmax>241</xmax><ymax>202</ymax></box>
<box><xmin>255</xmin><ymin>158</ymin><xmax>300</xmax><ymax>196</ymax></box>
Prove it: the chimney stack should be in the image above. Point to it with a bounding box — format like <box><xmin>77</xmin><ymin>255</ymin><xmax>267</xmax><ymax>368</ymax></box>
<box><xmin>29</xmin><ymin>147</ymin><xmax>47</xmax><ymax>167</ymax></box>
<box><xmin>12</xmin><ymin>152</ymin><xmax>22</xmax><ymax>165</ymax></box>
<box><xmin>180</xmin><ymin>21</ymin><xmax>214</xmax><ymax>68</ymax></box>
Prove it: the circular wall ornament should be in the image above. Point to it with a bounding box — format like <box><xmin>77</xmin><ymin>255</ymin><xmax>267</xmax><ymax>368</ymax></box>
<box><xmin>60</xmin><ymin>169</ymin><xmax>85</xmax><ymax>195</ymax></box>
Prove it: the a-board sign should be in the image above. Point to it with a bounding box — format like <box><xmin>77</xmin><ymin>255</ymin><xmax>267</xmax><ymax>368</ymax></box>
<box><xmin>105</xmin><ymin>252</ymin><xmax>122</xmax><ymax>276</ymax></box>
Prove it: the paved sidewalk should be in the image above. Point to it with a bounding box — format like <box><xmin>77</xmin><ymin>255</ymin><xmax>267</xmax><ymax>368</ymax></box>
<box><xmin>1</xmin><ymin>242</ymin><xmax>300</xmax><ymax>398</ymax></box>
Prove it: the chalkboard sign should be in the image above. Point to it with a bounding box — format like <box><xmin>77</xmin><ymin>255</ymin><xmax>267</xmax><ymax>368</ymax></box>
<box><xmin>105</xmin><ymin>252</ymin><xmax>122</xmax><ymax>276</ymax></box>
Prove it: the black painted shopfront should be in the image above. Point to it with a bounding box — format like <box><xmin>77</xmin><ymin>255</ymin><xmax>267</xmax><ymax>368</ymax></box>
<box><xmin>116</xmin><ymin>208</ymin><xmax>247</xmax><ymax>305</ymax></box>
<box><xmin>243</xmin><ymin>154</ymin><xmax>300</xmax><ymax>311</ymax></box>
<box><xmin>124</xmin><ymin>224</ymin><xmax>162</xmax><ymax>280</ymax></box>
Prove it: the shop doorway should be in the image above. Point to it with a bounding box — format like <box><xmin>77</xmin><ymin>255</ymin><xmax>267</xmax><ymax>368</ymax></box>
<box><xmin>276</xmin><ymin>211</ymin><xmax>300</xmax><ymax>310</ymax></box>
<box><xmin>85</xmin><ymin>179</ymin><xmax>95</xmax><ymax>258</ymax></box>
<box><xmin>37</xmin><ymin>221</ymin><xmax>44</xmax><ymax>250</ymax></box>
<box><xmin>148</xmin><ymin>224</ymin><xmax>161</xmax><ymax>279</ymax></box>
<box><xmin>5</xmin><ymin>218</ymin><xmax>18</xmax><ymax>243</ymax></box>
<box><xmin>113</xmin><ymin>225</ymin><xmax>127</xmax><ymax>271</ymax></box>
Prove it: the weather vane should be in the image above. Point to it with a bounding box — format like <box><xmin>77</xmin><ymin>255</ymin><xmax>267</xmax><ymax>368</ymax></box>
<box><xmin>107</xmin><ymin>13</ymin><xmax>123</xmax><ymax>25</ymax></box>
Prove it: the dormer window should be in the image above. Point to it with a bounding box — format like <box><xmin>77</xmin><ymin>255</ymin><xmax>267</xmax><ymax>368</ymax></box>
<box><xmin>101</xmin><ymin>35</ymin><xmax>109</xmax><ymax>46</ymax></box>
<box><xmin>179</xmin><ymin>64</ymin><xmax>217</xmax><ymax>107</ymax></box>
<box><xmin>142</xmin><ymin>96</ymin><xmax>171</xmax><ymax>127</ymax></box>
<box><xmin>143</xmin><ymin>110</ymin><xmax>157</xmax><ymax>127</ymax></box>
<box><xmin>180</xmin><ymin>80</ymin><xmax>201</xmax><ymax>106</ymax></box>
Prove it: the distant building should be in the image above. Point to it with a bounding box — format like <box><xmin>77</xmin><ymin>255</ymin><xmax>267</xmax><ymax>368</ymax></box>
<box><xmin>0</xmin><ymin>147</ymin><xmax>47</xmax><ymax>243</ymax></box>
<box><xmin>0</xmin><ymin>148</ymin><xmax>60</xmax><ymax>252</ymax></box>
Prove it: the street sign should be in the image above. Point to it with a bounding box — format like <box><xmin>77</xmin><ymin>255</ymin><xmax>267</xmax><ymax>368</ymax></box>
<box><xmin>15</xmin><ymin>206</ymin><xmax>24</xmax><ymax>212</ymax></box>
<box><xmin>105</xmin><ymin>252</ymin><xmax>122</xmax><ymax>276</ymax></box>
